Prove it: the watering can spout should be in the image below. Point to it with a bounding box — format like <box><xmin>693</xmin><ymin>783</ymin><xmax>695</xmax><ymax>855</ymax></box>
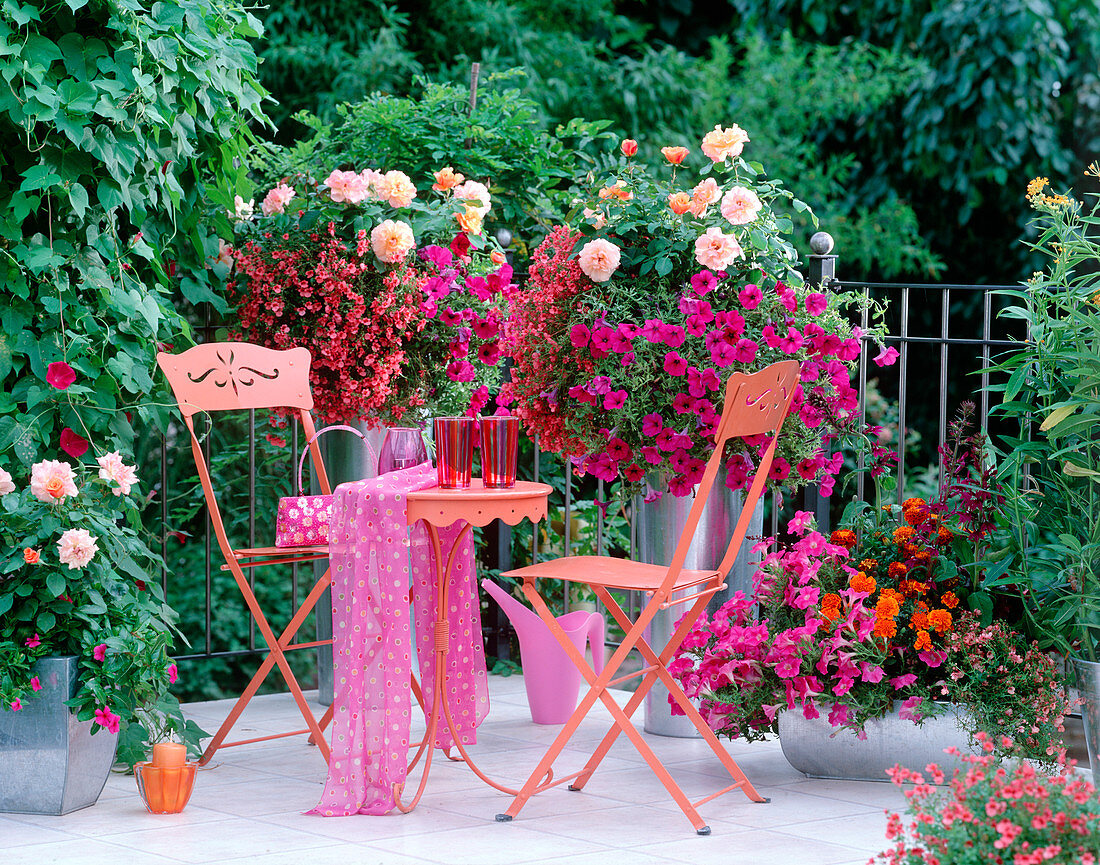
<box><xmin>481</xmin><ymin>579</ymin><xmax>606</xmax><ymax>725</ymax></box>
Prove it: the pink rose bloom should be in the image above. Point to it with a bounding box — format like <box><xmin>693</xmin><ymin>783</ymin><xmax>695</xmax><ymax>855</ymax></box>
<box><xmin>371</xmin><ymin>219</ymin><xmax>415</xmax><ymax>263</ymax></box>
<box><xmin>452</xmin><ymin>180</ymin><xmax>490</xmax><ymax>216</ymax></box>
<box><xmin>378</xmin><ymin>170</ymin><xmax>417</xmax><ymax>208</ymax></box>
<box><xmin>0</xmin><ymin>467</ymin><xmax>14</xmax><ymax>495</ymax></box>
<box><xmin>359</xmin><ymin>168</ymin><xmax>384</xmax><ymax>197</ymax></box>
<box><xmin>260</xmin><ymin>182</ymin><xmax>295</xmax><ymax>216</ymax></box>
<box><xmin>323</xmin><ymin>169</ymin><xmax>368</xmax><ymax>204</ymax></box>
<box><xmin>582</xmin><ymin>207</ymin><xmax>607</xmax><ymax>229</ymax></box>
<box><xmin>29</xmin><ymin>459</ymin><xmax>79</xmax><ymax>503</ymax></box>
<box><xmin>701</xmin><ymin>123</ymin><xmax>750</xmax><ymax>162</ymax></box>
<box><xmin>720</xmin><ymin>186</ymin><xmax>762</xmax><ymax>225</ymax></box>
<box><xmin>577</xmin><ymin>238</ymin><xmax>621</xmax><ymax>283</ymax></box>
<box><xmin>93</xmin><ymin>643</ymin><xmax>108</xmax><ymax>661</ymax></box>
<box><xmin>694</xmin><ymin>227</ymin><xmax>743</xmax><ymax>270</ymax></box>
<box><xmin>58</xmin><ymin>528</ymin><xmax>98</xmax><ymax>570</ymax></box>
<box><xmin>96</xmin><ymin>451</ymin><xmax>138</xmax><ymax>496</ymax></box>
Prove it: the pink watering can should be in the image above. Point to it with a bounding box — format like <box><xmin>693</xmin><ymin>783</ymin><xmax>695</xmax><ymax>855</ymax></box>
<box><xmin>481</xmin><ymin>579</ymin><xmax>605</xmax><ymax>725</ymax></box>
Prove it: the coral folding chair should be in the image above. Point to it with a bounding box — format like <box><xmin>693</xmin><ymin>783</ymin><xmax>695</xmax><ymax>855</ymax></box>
<box><xmin>157</xmin><ymin>343</ymin><xmax>335</xmax><ymax>766</ymax></box>
<box><xmin>495</xmin><ymin>360</ymin><xmax>800</xmax><ymax>834</ymax></box>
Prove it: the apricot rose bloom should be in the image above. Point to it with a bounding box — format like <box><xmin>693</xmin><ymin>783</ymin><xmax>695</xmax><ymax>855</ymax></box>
<box><xmin>23</xmin><ymin>548</ymin><xmax>39</xmax><ymax>564</ymax></box>
<box><xmin>620</xmin><ymin>138</ymin><xmax>638</xmax><ymax>157</ymax></box>
<box><xmin>432</xmin><ymin>166</ymin><xmax>465</xmax><ymax>192</ymax></box>
<box><xmin>701</xmin><ymin>123</ymin><xmax>749</xmax><ymax>162</ymax></box>
<box><xmin>370</xmin><ymin>219</ymin><xmax>415</xmax><ymax>263</ymax></box>
<box><xmin>689</xmin><ymin>178</ymin><xmax>721</xmax><ymax>216</ymax></box>
<box><xmin>661</xmin><ymin>146</ymin><xmax>689</xmax><ymax>165</ymax></box>
<box><xmin>0</xmin><ymin>467</ymin><xmax>14</xmax><ymax>495</ymax></box>
<box><xmin>720</xmin><ymin>186</ymin><xmax>762</xmax><ymax>225</ymax></box>
<box><xmin>598</xmin><ymin>181</ymin><xmax>633</xmax><ymax>202</ymax></box>
<box><xmin>376</xmin><ymin>170</ymin><xmax>417</xmax><ymax>208</ymax></box>
<box><xmin>452</xmin><ymin>180</ymin><xmax>491</xmax><ymax>216</ymax></box>
<box><xmin>582</xmin><ymin>207</ymin><xmax>607</xmax><ymax>229</ymax></box>
<box><xmin>455</xmin><ymin>205</ymin><xmax>484</xmax><ymax>235</ymax></box>
<box><xmin>489</xmin><ymin>249</ymin><xmax>507</xmax><ymax>265</ymax></box>
<box><xmin>668</xmin><ymin>192</ymin><xmax>692</xmax><ymax>214</ymax></box>
<box><xmin>694</xmin><ymin>226</ymin><xmax>744</xmax><ymax>270</ymax></box>
<box><xmin>29</xmin><ymin>460</ymin><xmax>78</xmax><ymax>503</ymax></box>
<box><xmin>57</xmin><ymin>528</ymin><xmax>98</xmax><ymax>570</ymax></box>
<box><xmin>577</xmin><ymin>238</ymin><xmax>621</xmax><ymax>283</ymax></box>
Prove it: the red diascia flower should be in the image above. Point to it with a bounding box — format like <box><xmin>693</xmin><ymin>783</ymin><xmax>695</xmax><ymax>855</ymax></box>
<box><xmin>59</xmin><ymin>427</ymin><xmax>89</xmax><ymax>458</ymax></box>
<box><xmin>46</xmin><ymin>361</ymin><xmax>76</xmax><ymax>390</ymax></box>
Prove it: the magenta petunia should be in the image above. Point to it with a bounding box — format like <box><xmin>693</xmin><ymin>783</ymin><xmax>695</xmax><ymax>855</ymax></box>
<box><xmin>93</xmin><ymin>643</ymin><xmax>107</xmax><ymax>661</ymax></box>
<box><xmin>603</xmin><ymin>390</ymin><xmax>627</xmax><ymax>410</ymax></box>
<box><xmin>873</xmin><ymin>345</ymin><xmax>900</xmax><ymax>367</ymax></box>
<box><xmin>641</xmin><ymin>413</ymin><xmax>663</xmax><ymax>436</ymax></box>
<box><xmin>46</xmin><ymin>361</ymin><xmax>77</xmax><ymax>390</ymax></box>
<box><xmin>737</xmin><ymin>284</ymin><xmax>762</xmax><ymax>310</ymax></box>
<box><xmin>804</xmin><ymin>292</ymin><xmax>828</xmax><ymax>316</ymax></box>
<box><xmin>662</xmin><ymin>351</ymin><xmax>688</xmax><ymax>376</ymax></box>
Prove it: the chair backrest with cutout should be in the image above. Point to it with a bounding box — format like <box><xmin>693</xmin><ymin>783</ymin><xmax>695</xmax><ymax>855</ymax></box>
<box><xmin>157</xmin><ymin>343</ymin><xmax>330</xmax><ymax>559</ymax></box>
<box><xmin>657</xmin><ymin>360</ymin><xmax>801</xmax><ymax>599</ymax></box>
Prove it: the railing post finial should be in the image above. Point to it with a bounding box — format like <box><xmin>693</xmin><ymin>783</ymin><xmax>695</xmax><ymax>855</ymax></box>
<box><xmin>808</xmin><ymin>231</ymin><xmax>836</xmax><ymax>288</ymax></box>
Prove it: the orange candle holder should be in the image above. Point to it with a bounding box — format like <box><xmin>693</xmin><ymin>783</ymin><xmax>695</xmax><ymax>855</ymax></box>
<box><xmin>135</xmin><ymin>761</ymin><xmax>197</xmax><ymax>814</ymax></box>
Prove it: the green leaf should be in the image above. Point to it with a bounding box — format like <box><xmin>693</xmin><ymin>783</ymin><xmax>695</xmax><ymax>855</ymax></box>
<box><xmin>46</xmin><ymin>571</ymin><xmax>65</xmax><ymax>597</ymax></box>
<box><xmin>68</xmin><ymin>182</ymin><xmax>88</xmax><ymax>219</ymax></box>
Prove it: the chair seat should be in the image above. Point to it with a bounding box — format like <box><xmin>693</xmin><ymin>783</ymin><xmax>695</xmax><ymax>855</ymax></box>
<box><xmin>231</xmin><ymin>545</ymin><xmax>328</xmax><ymax>560</ymax></box>
<box><xmin>503</xmin><ymin>555</ymin><xmax>719</xmax><ymax>593</ymax></box>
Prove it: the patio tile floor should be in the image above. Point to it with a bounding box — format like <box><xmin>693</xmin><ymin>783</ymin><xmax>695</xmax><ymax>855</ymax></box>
<box><xmin>0</xmin><ymin>675</ymin><xmax>900</xmax><ymax>864</ymax></box>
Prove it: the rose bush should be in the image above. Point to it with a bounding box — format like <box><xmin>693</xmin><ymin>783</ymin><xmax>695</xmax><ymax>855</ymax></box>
<box><xmin>0</xmin><ymin>453</ymin><xmax>204</xmax><ymax>767</ymax></box>
<box><xmin>500</xmin><ymin>126</ymin><xmax>892</xmax><ymax>497</ymax></box>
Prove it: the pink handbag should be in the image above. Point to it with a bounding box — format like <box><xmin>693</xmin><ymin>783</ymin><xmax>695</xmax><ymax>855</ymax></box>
<box><xmin>274</xmin><ymin>425</ymin><xmax>376</xmax><ymax>547</ymax></box>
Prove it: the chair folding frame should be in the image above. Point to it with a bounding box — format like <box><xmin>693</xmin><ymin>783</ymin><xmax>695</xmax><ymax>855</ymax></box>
<box><xmin>157</xmin><ymin>343</ymin><xmax>337</xmax><ymax>766</ymax></box>
<box><xmin>496</xmin><ymin>360</ymin><xmax>801</xmax><ymax>834</ymax></box>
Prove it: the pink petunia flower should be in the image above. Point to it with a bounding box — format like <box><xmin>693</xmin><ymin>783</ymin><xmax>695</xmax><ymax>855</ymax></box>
<box><xmin>873</xmin><ymin>346</ymin><xmax>900</xmax><ymax>367</ymax></box>
<box><xmin>167</xmin><ymin>663</ymin><xmax>178</xmax><ymax>684</ymax></box>
<box><xmin>25</xmin><ymin>633</ymin><xmax>40</xmax><ymax>648</ymax></box>
<box><xmin>737</xmin><ymin>283</ymin><xmax>762</xmax><ymax>310</ymax></box>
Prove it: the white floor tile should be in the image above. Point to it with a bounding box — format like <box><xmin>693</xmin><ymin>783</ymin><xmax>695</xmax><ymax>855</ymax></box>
<box><xmin>0</xmin><ymin>675</ymin><xmax>919</xmax><ymax>864</ymax></box>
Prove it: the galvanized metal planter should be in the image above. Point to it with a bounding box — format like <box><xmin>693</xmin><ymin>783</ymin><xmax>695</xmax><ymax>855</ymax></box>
<box><xmin>1072</xmin><ymin>656</ymin><xmax>1100</xmax><ymax>787</ymax></box>
<box><xmin>778</xmin><ymin>703</ymin><xmax>972</xmax><ymax>782</ymax></box>
<box><xmin>634</xmin><ymin>472</ymin><xmax>763</xmax><ymax>738</ymax></box>
<box><xmin>0</xmin><ymin>656</ymin><xmax>118</xmax><ymax>815</ymax></box>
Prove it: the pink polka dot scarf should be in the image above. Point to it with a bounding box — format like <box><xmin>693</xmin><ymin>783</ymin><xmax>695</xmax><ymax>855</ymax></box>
<box><xmin>308</xmin><ymin>462</ymin><xmax>489</xmax><ymax>816</ymax></box>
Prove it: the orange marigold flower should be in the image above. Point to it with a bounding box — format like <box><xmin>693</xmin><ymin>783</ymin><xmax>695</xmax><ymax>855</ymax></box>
<box><xmin>859</xmin><ymin>558</ymin><xmax>878</xmax><ymax>573</ymax></box>
<box><xmin>875</xmin><ymin>595</ymin><xmax>901</xmax><ymax>620</ymax></box>
<box><xmin>941</xmin><ymin>591</ymin><xmax>959</xmax><ymax>609</ymax></box>
<box><xmin>936</xmin><ymin>526</ymin><xmax>954</xmax><ymax>545</ymax></box>
<box><xmin>873</xmin><ymin>618</ymin><xmax>898</xmax><ymax>639</ymax></box>
<box><xmin>914</xmin><ymin>550</ymin><xmax>934</xmax><ymax>568</ymax></box>
<box><xmin>830</xmin><ymin>529</ymin><xmax>857</xmax><ymax>549</ymax></box>
<box><xmin>911</xmin><ymin>611</ymin><xmax>930</xmax><ymax>631</ymax></box>
<box><xmin>893</xmin><ymin>526</ymin><xmax>915</xmax><ymax>544</ymax></box>
<box><xmin>915</xmin><ymin>600</ymin><xmax>930</xmax><ymax>612</ymax></box>
<box><xmin>849</xmin><ymin>572</ymin><xmax>877</xmax><ymax>594</ymax></box>
<box><xmin>927</xmin><ymin>609</ymin><xmax>953</xmax><ymax>633</ymax></box>
<box><xmin>914</xmin><ymin>629</ymin><xmax>933</xmax><ymax>651</ymax></box>
<box><xmin>899</xmin><ymin>579</ymin><xmax>923</xmax><ymax>598</ymax></box>
<box><xmin>904</xmin><ymin>506</ymin><xmax>929</xmax><ymax>527</ymax></box>
<box><xmin>903</xmin><ymin>498</ymin><xmax>927</xmax><ymax>510</ymax></box>
<box><xmin>887</xmin><ymin>561</ymin><xmax>908</xmax><ymax>580</ymax></box>
<box><xmin>880</xmin><ymin>587</ymin><xmax>903</xmax><ymax>603</ymax></box>
<box><xmin>821</xmin><ymin>592</ymin><xmax>842</xmax><ymax>610</ymax></box>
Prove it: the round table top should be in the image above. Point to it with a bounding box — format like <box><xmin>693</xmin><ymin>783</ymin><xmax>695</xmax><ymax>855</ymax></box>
<box><xmin>406</xmin><ymin>479</ymin><xmax>552</xmax><ymax>528</ymax></box>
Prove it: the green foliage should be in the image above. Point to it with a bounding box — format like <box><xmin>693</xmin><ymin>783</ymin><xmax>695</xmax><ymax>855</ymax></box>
<box><xmin>723</xmin><ymin>0</ymin><xmax>1100</xmax><ymax>280</ymax></box>
<box><xmin>985</xmin><ymin>176</ymin><xmax>1100</xmax><ymax>661</ymax></box>
<box><xmin>0</xmin><ymin>0</ymin><xmax>266</xmax><ymax>755</ymax></box>
<box><xmin>251</xmin><ymin>74</ymin><xmax>611</xmax><ymax>254</ymax></box>
<box><xmin>250</xmin><ymin>0</ymin><xmax>945</xmax><ymax>279</ymax></box>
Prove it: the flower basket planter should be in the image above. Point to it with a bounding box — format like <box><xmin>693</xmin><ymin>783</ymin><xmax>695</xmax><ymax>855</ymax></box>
<box><xmin>0</xmin><ymin>656</ymin><xmax>118</xmax><ymax>815</ymax></box>
<box><xmin>777</xmin><ymin>703</ymin><xmax>971</xmax><ymax>782</ymax></box>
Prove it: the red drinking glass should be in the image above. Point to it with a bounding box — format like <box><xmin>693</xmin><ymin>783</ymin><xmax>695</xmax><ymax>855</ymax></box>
<box><xmin>433</xmin><ymin>417</ymin><xmax>475</xmax><ymax>489</ymax></box>
<box><xmin>480</xmin><ymin>416</ymin><xmax>519</xmax><ymax>488</ymax></box>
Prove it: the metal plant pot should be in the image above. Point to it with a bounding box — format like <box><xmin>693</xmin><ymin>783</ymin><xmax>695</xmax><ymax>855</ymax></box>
<box><xmin>778</xmin><ymin>703</ymin><xmax>972</xmax><ymax>782</ymax></box>
<box><xmin>0</xmin><ymin>656</ymin><xmax>118</xmax><ymax>815</ymax></box>
<box><xmin>634</xmin><ymin>473</ymin><xmax>763</xmax><ymax>737</ymax></box>
<box><xmin>1072</xmin><ymin>656</ymin><xmax>1100</xmax><ymax>787</ymax></box>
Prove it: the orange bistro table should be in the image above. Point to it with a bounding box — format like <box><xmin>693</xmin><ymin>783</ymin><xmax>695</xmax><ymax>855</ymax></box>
<box><xmin>394</xmin><ymin>478</ymin><xmax>552</xmax><ymax>810</ymax></box>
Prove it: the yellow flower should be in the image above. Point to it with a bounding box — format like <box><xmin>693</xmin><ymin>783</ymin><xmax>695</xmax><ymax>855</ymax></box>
<box><xmin>1026</xmin><ymin>176</ymin><xmax>1048</xmax><ymax>199</ymax></box>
